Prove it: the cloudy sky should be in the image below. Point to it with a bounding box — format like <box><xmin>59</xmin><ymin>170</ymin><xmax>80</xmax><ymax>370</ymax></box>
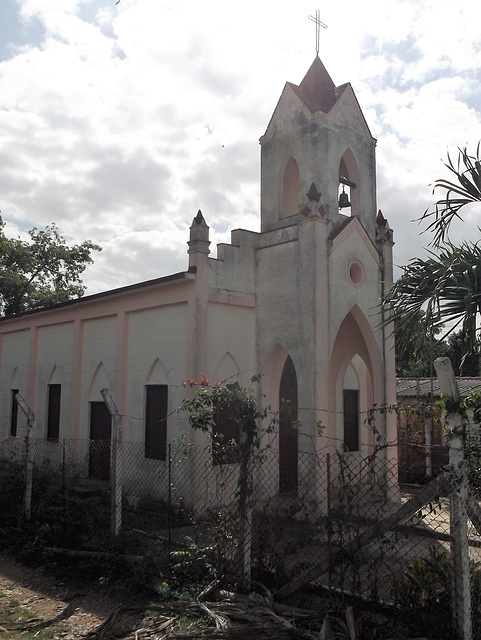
<box><xmin>1</xmin><ymin>0</ymin><xmax>480</xmax><ymax>294</ymax></box>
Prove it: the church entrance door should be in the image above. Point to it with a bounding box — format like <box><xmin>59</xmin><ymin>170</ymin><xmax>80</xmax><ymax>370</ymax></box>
<box><xmin>89</xmin><ymin>401</ymin><xmax>111</xmax><ymax>481</ymax></box>
<box><xmin>279</xmin><ymin>356</ymin><xmax>298</xmax><ymax>493</ymax></box>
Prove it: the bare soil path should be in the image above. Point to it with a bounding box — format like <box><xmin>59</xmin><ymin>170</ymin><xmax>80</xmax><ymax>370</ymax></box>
<box><xmin>0</xmin><ymin>552</ymin><xmax>117</xmax><ymax>639</ymax></box>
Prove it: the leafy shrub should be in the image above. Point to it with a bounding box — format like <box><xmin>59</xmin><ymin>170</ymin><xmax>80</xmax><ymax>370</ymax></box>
<box><xmin>169</xmin><ymin>536</ymin><xmax>216</xmax><ymax>586</ymax></box>
<box><xmin>393</xmin><ymin>547</ymin><xmax>481</xmax><ymax>638</ymax></box>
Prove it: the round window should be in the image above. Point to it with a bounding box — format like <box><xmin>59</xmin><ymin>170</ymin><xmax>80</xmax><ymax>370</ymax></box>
<box><xmin>349</xmin><ymin>261</ymin><xmax>364</xmax><ymax>286</ymax></box>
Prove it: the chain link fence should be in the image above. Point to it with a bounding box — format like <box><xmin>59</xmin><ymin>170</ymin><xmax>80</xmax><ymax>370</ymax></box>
<box><xmin>1</xmin><ymin>435</ymin><xmax>481</xmax><ymax>639</ymax></box>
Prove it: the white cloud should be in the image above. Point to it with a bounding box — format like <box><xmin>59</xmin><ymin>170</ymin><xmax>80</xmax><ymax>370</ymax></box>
<box><xmin>0</xmin><ymin>0</ymin><xmax>480</xmax><ymax>294</ymax></box>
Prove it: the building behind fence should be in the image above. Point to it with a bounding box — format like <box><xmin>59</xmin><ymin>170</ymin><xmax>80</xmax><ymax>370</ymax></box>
<box><xmin>397</xmin><ymin>377</ymin><xmax>481</xmax><ymax>483</ymax></box>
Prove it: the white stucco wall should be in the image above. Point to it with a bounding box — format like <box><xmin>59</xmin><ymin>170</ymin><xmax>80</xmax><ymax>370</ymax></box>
<box><xmin>0</xmin><ymin>329</ymin><xmax>31</xmax><ymax>437</ymax></box>
<box><xmin>207</xmin><ymin>302</ymin><xmax>255</xmax><ymax>388</ymax></box>
<box><xmin>126</xmin><ymin>302</ymin><xmax>188</xmax><ymax>445</ymax></box>
<box><xmin>35</xmin><ymin>322</ymin><xmax>74</xmax><ymax>439</ymax></box>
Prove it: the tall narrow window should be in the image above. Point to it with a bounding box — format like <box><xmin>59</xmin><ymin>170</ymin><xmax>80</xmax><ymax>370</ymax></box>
<box><xmin>47</xmin><ymin>384</ymin><xmax>61</xmax><ymax>441</ymax></box>
<box><xmin>10</xmin><ymin>389</ymin><xmax>19</xmax><ymax>437</ymax></box>
<box><xmin>145</xmin><ymin>385</ymin><xmax>168</xmax><ymax>460</ymax></box>
<box><xmin>281</xmin><ymin>156</ymin><xmax>299</xmax><ymax>218</ymax></box>
<box><xmin>279</xmin><ymin>356</ymin><xmax>298</xmax><ymax>493</ymax></box>
<box><xmin>343</xmin><ymin>389</ymin><xmax>359</xmax><ymax>451</ymax></box>
<box><xmin>213</xmin><ymin>383</ymin><xmax>241</xmax><ymax>465</ymax></box>
<box><xmin>89</xmin><ymin>401</ymin><xmax>111</xmax><ymax>481</ymax></box>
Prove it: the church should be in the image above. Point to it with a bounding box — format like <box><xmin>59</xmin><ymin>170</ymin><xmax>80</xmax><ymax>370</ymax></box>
<box><xmin>0</xmin><ymin>56</ymin><xmax>397</xmax><ymax>502</ymax></box>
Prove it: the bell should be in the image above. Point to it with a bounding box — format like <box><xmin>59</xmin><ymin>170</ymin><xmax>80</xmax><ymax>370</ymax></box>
<box><xmin>338</xmin><ymin>186</ymin><xmax>351</xmax><ymax>209</ymax></box>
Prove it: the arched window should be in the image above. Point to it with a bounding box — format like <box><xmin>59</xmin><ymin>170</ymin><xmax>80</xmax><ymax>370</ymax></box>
<box><xmin>213</xmin><ymin>382</ymin><xmax>241</xmax><ymax>465</ymax></box>
<box><xmin>281</xmin><ymin>156</ymin><xmax>299</xmax><ymax>219</ymax></box>
<box><xmin>145</xmin><ymin>358</ymin><xmax>169</xmax><ymax>461</ymax></box>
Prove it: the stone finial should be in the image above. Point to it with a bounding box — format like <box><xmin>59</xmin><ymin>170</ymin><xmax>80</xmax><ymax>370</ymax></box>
<box><xmin>194</xmin><ymin>209</ymin><xmax>205</xmax><ymax>225</ymax></box>
<box><xmin>188</xmin><ymin>209</ymin><xmax>210</xmax><ymax>254</ymax></box>
<box><xmin>375</xmin><ymin>209</ymin><xmax>393</xmax><ymax>243</ymax></box>
<box><xmin>376</xmin><ymin>209</ymin><xmax>387</xmax><ymax>227</ymax></box>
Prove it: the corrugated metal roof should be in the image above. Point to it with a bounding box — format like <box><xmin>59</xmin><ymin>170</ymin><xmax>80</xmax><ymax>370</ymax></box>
<box><xmin>397</xmin><ymin>377</ymin><xmax>481</xmax><ymax>398</ymax></box>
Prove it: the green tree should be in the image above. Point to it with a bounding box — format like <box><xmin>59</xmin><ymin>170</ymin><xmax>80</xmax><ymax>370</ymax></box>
<box><xmin>395</xmin><ymin>321</ymin><xmax>480</xmax><ymax>378</ymax></box>
<box><xmin>0</xmin><ymin>217</ymin><xmax>101</xmax><ymax>316</ymax></box>
<box><xmin>386</xmin><ymin>144</ymin><xmax>481</xmax><ymax>367</ymax></box>
<box><xmin>394</xmin><ymin>313</ymin><xmax>448</xmax><ymax>377</ymax></box>
<box><xmin>443</xmin><ymin>331</ymin><xmax>480</xmax><ymax>377</ymax></box>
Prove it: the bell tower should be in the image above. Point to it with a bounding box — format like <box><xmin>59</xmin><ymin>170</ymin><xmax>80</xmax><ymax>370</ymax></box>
<box><xmin>259</xmin><ymin>56</ymin><xmax>378</xmax><ymax>240</ymax></box>
<box><xmin>256</xmin><ymin>55</ymin><xmax>395</xmax><ymax>477</ymax></box>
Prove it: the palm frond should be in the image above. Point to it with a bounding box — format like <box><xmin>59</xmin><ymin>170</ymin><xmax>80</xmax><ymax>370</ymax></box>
<box><xmin>385</xmin><ymin>241</ymin><xmax>481</xmax><ymax>362</ymax></box>
<box><xmin>421</xmin><ymin>143</ymin><xmax>481</xmax><ymax>246</ymax></box>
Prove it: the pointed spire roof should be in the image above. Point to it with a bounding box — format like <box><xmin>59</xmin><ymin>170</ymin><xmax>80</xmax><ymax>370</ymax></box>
<box><xmin>288</xmin><ymin>56</ymin><xmax>345</xmax><ymax>114</ymax></box>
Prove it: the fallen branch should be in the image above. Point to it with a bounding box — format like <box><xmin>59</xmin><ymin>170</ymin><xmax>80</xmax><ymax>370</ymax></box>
<box><xmin>46</xmin><ymin>547</ymin><xmax>145</xmax><ymax>563</ymax></box>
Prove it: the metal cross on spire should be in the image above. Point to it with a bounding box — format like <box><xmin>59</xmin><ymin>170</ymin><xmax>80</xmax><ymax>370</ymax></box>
<box><xmin>308</xmin><ymin>10</ymin><xmax>327</xmax><ymax>55</ymax></box>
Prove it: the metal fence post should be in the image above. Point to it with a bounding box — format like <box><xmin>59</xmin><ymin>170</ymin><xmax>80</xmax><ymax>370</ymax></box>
<box><xmin>168</xmin><ymin>443</ymin><xmax>172</xmax><ymax>554</ymax></box>
<box><xmin>15</xmin><ymin>393</ymin><xmax>35</xmax><ymax>520</ymax></box>
<box><xmin>62</xmin><ymin>438</ymin><xmax>67</xmax><ymax>540</ymax></box>
<box><xmin>101</xmin><ymin>388</ymin><xmax>123</xmax><ymax>536</ymax></box>
<box><xmin>326</xmin><ymin>452</ymin><xmax>332</xmax><ymax>589</ymax></box>
<box><xmin>435</xmin><ymin>357</ymin><xmax>472</xmax><ymax>640</ymax></box>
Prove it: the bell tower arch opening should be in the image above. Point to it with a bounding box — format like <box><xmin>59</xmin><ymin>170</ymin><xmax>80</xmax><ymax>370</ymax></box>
<box><xmin>339</xmin><ymin>149</ymin><xmax>360</xmax><ymax>217</ymax></box>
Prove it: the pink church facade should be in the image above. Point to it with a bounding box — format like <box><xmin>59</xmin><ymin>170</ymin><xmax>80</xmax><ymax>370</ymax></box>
<box><xmin>0</xmin><ymin>57</ymin><xmax>397</xmax><ymax>503</ymax></box>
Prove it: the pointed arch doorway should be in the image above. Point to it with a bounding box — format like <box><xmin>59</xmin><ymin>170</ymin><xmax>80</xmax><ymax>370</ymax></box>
<box><xmin>279</xmin><ymin>356</ymin><xmax>298</xmax><ymax>493</ymax></box>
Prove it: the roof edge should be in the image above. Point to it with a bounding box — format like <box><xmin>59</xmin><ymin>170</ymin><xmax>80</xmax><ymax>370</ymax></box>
<box><xmin>0</xmin><ymin>266</ymin><xmax>197</xmax><ymax>322</ymax></box>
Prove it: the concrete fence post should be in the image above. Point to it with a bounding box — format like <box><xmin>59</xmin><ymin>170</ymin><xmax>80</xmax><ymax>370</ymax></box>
<box><xmin>434</xmin><ymin>357</ymin><xmax>472</xmax><ymax>640</ymax></box>
<box><xmin>101</xmin><ymin>388</ymin><xmax>123</xmax><ymax>536</ymax></box>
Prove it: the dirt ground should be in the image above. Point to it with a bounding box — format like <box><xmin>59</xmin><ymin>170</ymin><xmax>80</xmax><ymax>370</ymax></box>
<box><xmin>0</xmin><ymin>553</ymin><xmax>185</xmax><ymax>640</ymax></box>
<box><xmin>0</xmin><ymin>552</ymin><xmax>117</xmax><ymax>639</ymax></box>
<box><xmin>0</xmin><ymin>553</ymin><xmax>310</xmax><ymax>640</ymax></box>
<box><xmin>1</xmin><ymin>547</ymin><xmax>447</xmax><ymax>640</ymax></box>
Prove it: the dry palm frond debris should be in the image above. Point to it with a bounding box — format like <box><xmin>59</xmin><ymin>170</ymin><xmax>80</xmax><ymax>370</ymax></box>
<box><xmin>83</xmin><ymin>585</ymin><xmax>334</xmax><ymax>639</ymax></box>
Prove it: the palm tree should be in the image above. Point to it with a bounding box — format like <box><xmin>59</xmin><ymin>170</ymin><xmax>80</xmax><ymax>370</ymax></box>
<box><xmin>422</xmin><ymin>143</ymin><xmax>481</xmax><ymax>247</ymax></box>
<box><xmin>386</xmin><ymin>144</ymin><xmax>481</xmax><ymax>366</ymax></box>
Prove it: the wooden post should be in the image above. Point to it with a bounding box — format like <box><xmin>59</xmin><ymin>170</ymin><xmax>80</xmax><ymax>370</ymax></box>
<box><xmin>101</xmin><ymin>388</ymin><xmax>123</xmax><ymax>536</ymax></box>
<box><xmin>434</xmin><ymin>357</ymin><xmax>472</xmax><ymax>640</ymax></box>
<box><xmin>15</xmin><ymin>394</ymin><xmax>35</xmax><ymax>520</ymax></box>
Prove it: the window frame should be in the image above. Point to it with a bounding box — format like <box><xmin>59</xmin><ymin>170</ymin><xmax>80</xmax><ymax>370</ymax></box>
<box><xmin>10</xmin><ymin>389</ymin><xmax>19</xmax><ymax>437</ymax></box>
<box><xmin>47</xmin><ymin>384</ymin><xmax>61</xmax><ymax>441</ymax></box>
<box><xmin>144</xmin><ymin>384</ymin><xmax>168</xmax><ymax>461</ymax></box>
<box><xmin>343</xmin><ymin>388</ymin><xmax>359</xmax><ymax>452</ymax></box>
<box><xmin>212</xmin><ymin>383</ymin><xmax>241</xmax><ymax>466</ymax></box>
